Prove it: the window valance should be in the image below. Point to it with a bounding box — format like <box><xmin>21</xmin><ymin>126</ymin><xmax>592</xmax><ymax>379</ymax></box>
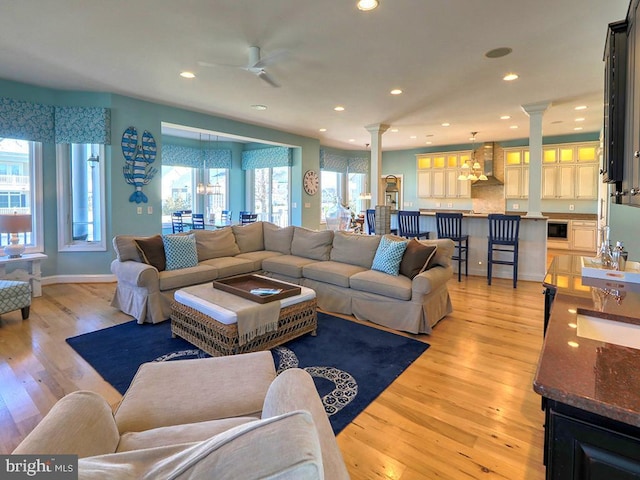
<box><xmin>0</xmin><ymin>98</ymin><xmax>111</xmax><ymax>144</ymax></box>
<box><xmin>242</xmin><ymin>146</ymin><xmax>292</xmax><ymax>170</ymax></box>
<box><xmin>348</xmin><ymin>156</ymin><xmax>369</xmax><ymax>174</ymax></box>
<box><xmin>162</xmin><ymin>144</ymin><xmax>232</xmax><ymax>169</ymax></box>
<box><xmin>320</xmin><ymin>150</ymin><xmax>370</xmax><ymax>174</ymax></box>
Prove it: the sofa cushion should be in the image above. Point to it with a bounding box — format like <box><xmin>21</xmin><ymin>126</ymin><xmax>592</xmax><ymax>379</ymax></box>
<box><xmin>303</xmin><ymin>261</ymin><xmax>367</xmax><ymax>288</ymax></box>
<box><xmin>117</xmin><ymin>416</ymin><xmax>258</xmax><ymax>452</ymax></box>
<box><xmin>80</xmin><ymin>412</ymin><xmax>323</xmax><ymax>480</ymax></box>
<box><xmin>113</xmin><ymin>235</ymin><xmax>143</xmax><ymax>262</ymax></box>
<box><xmin>135</xmin><ymin>235</ymin><xmax>166</xmax><ymax>271</ymax></box>
<box><xmin>232</xmin><ymin>221</ymin><xmax>264</xmax><ymax>253</ymax></box>
<box><xmin>400</xmin><ymin>238</ymin><xmax>437</xmax><ymax>279</ymax></box>
<box><xmin>291</xmin><ymin>227</ymin><xmax>333</xmax><ymax>261</ymax></box>
<box><xmin>192</xmin><ymin>228</ymin><xmax>241</xmax><ymax>261</ymax></box>
<box><xmin>158</xmin><ymin>264</ymin><xmax>219</xmax><ymax>291</ymax></box>
<box><xmin>329</xmin><ymin>231</ymin><xmax>381</xmax><ymax>268</ymax></box>
<box><xmin>371</xmin><ymin>235</ymin><xmax>408</xmax><ymax>276</ymax></box>
<box><xmin>200</xmin><ymin>256</ymin><xmax>256</xmax><ymax>278</ymax></box>
<box><xmin>262</xmin><ymin>255</ymin><xmax>317</xmax><ymax>279</ymax></box>
<box><xmin>235</xmin><ymin>250</ymin><xmax>283</xmax><ymax>271</ymax></box>
<box><xmin>263</xmin><ymin>222</ymin><xmax>294</xmax><ymax>254</ymax></box>
<box><xmin>349</xmin><ymin>269</ymin><xmax>413</xmax><ymax>300</ymax></box>
<box><xmin>163</xmin><ymin>234</ymin><xmax>199</xmax><ymax>271</ymax></box>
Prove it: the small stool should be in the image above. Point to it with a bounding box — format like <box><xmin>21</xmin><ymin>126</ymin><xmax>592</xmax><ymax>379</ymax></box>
<box><xmin>0</xmin><ymin>280</ymin><xmax>31</xmax><ymax>320</ymax></box>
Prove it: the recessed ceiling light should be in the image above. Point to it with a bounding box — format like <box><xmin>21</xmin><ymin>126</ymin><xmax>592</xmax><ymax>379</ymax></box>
<box><xmin>510</xmin><ymin>125</ymin><xmax>518</xmax><ymax>129</ymax></box>
<box><xmin>500</xmin><ymin>115</ymin><xmax>511</xmax><ymax>120</ymax></box>
<box><xmin>357</xmin><ymin>0</ymin><xmax>379</xmax><ymax>11</ymax></box>
<box><xmin>390</xmin><ymin>128</ymin><xmax>399</xmax><ymax>132</ymax></box>
<box><xmin>441</xmin><ymin>122</ymin><xmax>451</xmax><ymax>127</ymax></box>
<box><xmin>390</xmin><ymin>89</ymin><xmax>403</xmax><ymax>95</ymax></box>
<box><xmin>251</xmin><ymin>104</ymin><xmax>267</xmax><ymax>111</ymax></box>
<box><xmin>334</xmin><ymin>106</ymin><xmax>345</xmax><ymax>112</ymax></box>
<box><xmin>319</xmin><ymin>128</ymin><xmax>327</xmax><ymax>132</ymax></box>
<box><xmin>410</xmin><ymin>135</ymin><xmax>417</xmax><ymax>139</ymax></box>
<box><xmin>425</xmin><ymin>141</ymin><xmax>432</xmax><ymax>145</ymax></box>
<box><xmin>349</xmin><ymin>138</ymin><xmax>355</xmax><ymax>142</ymax></box>
<box><xmin>503</xmin><ymin>73</ymin><xmax>519</xmax><ymax>81</ymax></box>
<box><xmin>180</xmin><ymin>71</ymin><xmax>196</xmax><ymax>79</ymax></box>
<box><xmin>575</xmin><ymin>105</ymin><xmax>588</xmax><ymax>110</ymax></box>
<box><xmin>574</xmin><ymin>127</ymin><xmax>583</xmax><ymax>131</ymax></box>
<box><xmin>575</xmin><ymin>118</ymin><xmax>585</xmax><ymax>122</ymax></box>
<box><xmin>485</xmin><ymin>47</ymin><xmax>513</xmax><ymax>59</ymax></box>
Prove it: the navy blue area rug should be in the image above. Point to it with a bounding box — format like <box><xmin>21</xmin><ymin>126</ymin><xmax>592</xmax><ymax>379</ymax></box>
<box><xmin>66</xmin><ymin>312</ymin><xmax>429</xmax><ymax>434</ymax></box>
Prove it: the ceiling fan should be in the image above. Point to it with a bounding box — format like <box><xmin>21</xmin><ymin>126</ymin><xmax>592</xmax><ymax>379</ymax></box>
<box><xmin>199</xmin><ymin>46</ymin><xmax>287</xmax><ymax>88</ymax></box>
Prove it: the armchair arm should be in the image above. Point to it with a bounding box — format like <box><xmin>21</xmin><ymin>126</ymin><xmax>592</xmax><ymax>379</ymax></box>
<box><xmin>411</xmin><ymin>265</ymin><xmax>453</xmax><ymax>298</ymax></box>
<box><xmin>110</xmin><ymin>259</ymin><xmax>159</xmax><ymax>291</ymax></box>
<box><xmin>13</xmin><ymin>391</ymin><xmax>120</xmax><ymax>458</ymax></box>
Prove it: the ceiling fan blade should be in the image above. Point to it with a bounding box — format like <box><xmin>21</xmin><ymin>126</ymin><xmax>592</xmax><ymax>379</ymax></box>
<box><xmin>198</xmin><ymin>60</ymin><xmax>243</xmax><ymax>69</ymax></box>
<box><xmin>257</xmin><ymin>70</ymin><xmax>280</xmax><ymax>88</ymax></box>
<box><xmin>253</xmin><ymin>49</ymin><xmax>289</xmax><ymax>68</ymax></box>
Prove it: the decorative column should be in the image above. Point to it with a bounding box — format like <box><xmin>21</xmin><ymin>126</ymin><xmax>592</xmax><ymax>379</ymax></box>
<box><xmin>365</xmin><ymin>123</ymin><xmax>390</xmax><ymax>207</ymax></box>
<box><xmin>521</xmin><ymin>101</ymin><xmax>550</xmax><ymax>218</ymax></box>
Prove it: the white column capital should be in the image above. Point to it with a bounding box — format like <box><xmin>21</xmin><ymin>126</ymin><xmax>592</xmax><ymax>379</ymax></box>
<box><xmin>521</xmin><ymin>101</ymin><xmax>551</xmax><ymax>116</ymax></box>
<box><xmin>365</xmin><ymin>123</ymin><xmax>390</xmax><ymax>135</ymax></box>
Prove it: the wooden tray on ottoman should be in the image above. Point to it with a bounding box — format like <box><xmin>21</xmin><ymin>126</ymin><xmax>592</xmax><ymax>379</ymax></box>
<box><xmin>170</xmin><ymin>297</ymin><xmax>317</xmax><ymax>357</ymax></box>
<box><xmin>213</xmin><ymin>274</ymin><xmax>302</xmax><ymax>303</ymax></box>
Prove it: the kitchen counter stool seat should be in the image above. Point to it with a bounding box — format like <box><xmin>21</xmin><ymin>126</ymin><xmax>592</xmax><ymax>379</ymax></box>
<box><xmin>487</xmin><ymin>214</ymin><xmax>520</xmax><ymax>288</ymax></box>
<box><xmin>436</xmin><ymin>212</ymin><xmax>468</xmax><ymax>282</ymax></box>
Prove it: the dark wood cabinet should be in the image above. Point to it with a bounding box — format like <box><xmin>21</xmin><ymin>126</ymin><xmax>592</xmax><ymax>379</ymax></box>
<box><xmin>603</xmin><ymin>20</ymin><xmax>628</xmax><ymax>185</ymax></box>
<box><xmin>545</xmin><ymin>400</ymin><xmax>640</xmax><ymax>480</ymax></box>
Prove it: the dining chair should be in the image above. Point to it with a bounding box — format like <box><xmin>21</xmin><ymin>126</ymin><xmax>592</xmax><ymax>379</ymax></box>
<box><xmin>397</xmin><ymin>211</ymin><xmax>429</xmax><ymax>239</ymax></box>
<box><xmin>191</xmin><ymin>213</ymin><xmax>205</xmax><ymax>230</ymax></box>
<box><xmin>239</xmin><ymin>210</ymin><xmax>251</xmax><ymax>222</ymax></box>
<box><xmin>171</xmin><ymin>212</ymin><xmax>184</xmax><ymax>233</ymax></box>
<box><xmin>487</xmin><ymin>214</ymin><xmax>521</xmax><ymax>288</ymax></box>
<box><xmin>436</xmin><ymin>212</ymin><xmax>468</xmax><ymax>282</ymax></box>
<box><xmin>366</xmin><ymin>209</ymin><xmax>376</xmax><ymax>235</ymax></box>
<box><xmin>220</xmin><ymin>210</ymin><xmax>232</xmax><ymax>224</ymax></box>
<box><xmin>240</xmin><ymin>213</ymin><xmax>258</xmax><ymax>225</ymax></box>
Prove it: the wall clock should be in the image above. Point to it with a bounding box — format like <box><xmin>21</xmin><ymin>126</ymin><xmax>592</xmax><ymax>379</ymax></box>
<box><xmin>303</xmin><ymin>169</ymin><xmax>319</xmax><ymax>195</ymax></box>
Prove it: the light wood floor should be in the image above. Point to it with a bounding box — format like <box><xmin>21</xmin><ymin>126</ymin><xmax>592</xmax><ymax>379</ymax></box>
<box><xmin>0</xmin><ymin>277</ymin><xmax>546</xmax><ymax>479</ymax></box>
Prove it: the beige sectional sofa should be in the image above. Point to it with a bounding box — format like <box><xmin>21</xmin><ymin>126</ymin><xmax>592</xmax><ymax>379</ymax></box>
<box><xmin>13</xmin><ymin>351</ymin><xmax>349</xmax><ymax>479</ymax></box>
<box><xmin>111</xmin><ymin>221</ymin><xmax>454</xmax><ymax>334</ymax></box>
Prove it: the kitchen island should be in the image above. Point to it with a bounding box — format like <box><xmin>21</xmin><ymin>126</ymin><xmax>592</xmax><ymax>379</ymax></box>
<box><xmin>388</xmin><ymin>210</ymin><xmax>547</xmax><ymax>282</ymax></box>
<box><xmin>535</xmin><ymin>255</ymin><xmax>640</xmax><ymax>479</ymax></box>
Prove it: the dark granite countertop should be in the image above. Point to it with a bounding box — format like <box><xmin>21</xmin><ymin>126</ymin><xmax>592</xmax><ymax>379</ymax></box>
<box><xmin>535</xmin><ymin>254</ymin><xmax>640</xmax><ymax>426</ymax></box>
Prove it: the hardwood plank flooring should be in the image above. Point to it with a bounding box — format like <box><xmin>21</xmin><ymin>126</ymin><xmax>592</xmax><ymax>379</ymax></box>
<box><xmin>0</xmin><ymin>276</ymin><xmax>546</xmax><ymax>479</ymax></box>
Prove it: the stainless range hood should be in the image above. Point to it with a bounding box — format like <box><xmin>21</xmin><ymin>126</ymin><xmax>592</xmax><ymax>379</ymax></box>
<box><xmin>471</xmin><ymin>142</ymin><xmax>503</xmax><ymax>187</ymax></box>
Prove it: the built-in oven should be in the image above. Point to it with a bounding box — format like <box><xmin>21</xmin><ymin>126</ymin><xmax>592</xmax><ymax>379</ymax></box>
<box><xmin>547</xmin><ymin>220</ymin><xmax>569</xmax><ymax>240</ymax></box>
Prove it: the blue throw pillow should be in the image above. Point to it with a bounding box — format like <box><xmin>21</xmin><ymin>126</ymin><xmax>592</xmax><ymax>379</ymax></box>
<box><xmin>162</xmin><ymin>234</ymin><xmax>198</xmax><ymax>271</ymax></box>
<box><xmin>371</xmin><ymin>235</ymin><xmax>408</xmax><ymax>276</ymax></box>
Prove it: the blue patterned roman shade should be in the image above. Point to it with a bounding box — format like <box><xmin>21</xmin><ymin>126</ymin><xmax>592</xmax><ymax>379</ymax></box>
<box><xmin>241</xmin><ymin>146</ymin><xmax>292</xmax><ymax>170</ymax></box>
<box><xmin>162</xmin><ymin>144</ymin><xmax>232</xmax><ymax>169</ymax></box>
<box><xmin>320</xmin><ymin>150</ymin><xmax>348</xmax><ymax>173</ymax></box>
<box><xmin>0</xmin><ymin>97</ymin><xmax>54</xmax><ymax>143</ymax></box>
<box><xmin>348</xmin><ymin>156</ymin><xmax>370</xmax><ymax>174</ymax></box>
<box><xmin>54</xmin><ymin>106</ymin><xmax>111</xmax><ymax>144</ymax></box>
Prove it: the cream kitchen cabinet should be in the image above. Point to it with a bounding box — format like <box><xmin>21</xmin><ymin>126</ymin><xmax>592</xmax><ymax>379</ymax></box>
<box><xmin>541</xmin><ymin>143</ymin><xmax>599</xmax><ymax>200</ymax></box>
<box><xmin>416</xmin><ymin>151</ymin><xmax>471</xmax><ymax>199</ymax></box>
<box><xmin>504</xmin><ymin>148</ymin><xmax>529</xmax><ymax>199</ymax></box>
<box><xmin>570</xmin><ymin>220</ymin><xmax>597</xmax><ymax>252</ymax></box>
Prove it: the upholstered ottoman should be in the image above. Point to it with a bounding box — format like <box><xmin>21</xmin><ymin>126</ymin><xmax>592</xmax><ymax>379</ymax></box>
<box><xmin>0</xmin><ymin>280</ymin><xmax>31</xmax><ymax>320</ymax></box>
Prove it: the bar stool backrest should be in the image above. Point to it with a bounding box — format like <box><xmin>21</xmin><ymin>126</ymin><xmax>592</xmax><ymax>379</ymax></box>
<box><xmin>436</xmin><ymin>212</ymin><xmax>463</xmax><ymax>239</ymax></box>
<box><xmin>398</xmin><ymin>210</ymin><xmax>421</xmax><ymax>237</ymax></box>
<box><xmin>366</xmin><ymin>209</ymin><xmax>376</xmax><ymax>234</ymax></box>
<box><xmin>488</xmin><ymin>214</ymin><xmax>520</xmax><ymax>243</ymax></box>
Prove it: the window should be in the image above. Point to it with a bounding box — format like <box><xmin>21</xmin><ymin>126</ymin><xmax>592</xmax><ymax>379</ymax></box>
<box><xmin>204</xmin><ymin>168</ymin><xmax>228</xmax><ymax>222</ymax></box>
<box><xmin>321</xmin><ymin>171</ymin><xmax>343</xmax><ymax>223</ymax></box>
<box><xmin>251</xmin><ymin>166</ymin><xmax>289</xmax><ymax>226</ymax></box>
<box><xmin>348</xmin><ymin>172</ymin><xmax>370</xmax><ymax>213</ymax></box>
<box><xmin>161</xmin><ymin>165</ymin><xmax>196</xmax><ymax>226</ymax></box>
<box><xmin>56</xmin><ymin>143</ymin><xmax>106</xmax><ymax>251</ymax></box>
<box><xmin>0</xmin><ymin>138</ymin><xmax>43</xmax><ymax>252</ymax></box>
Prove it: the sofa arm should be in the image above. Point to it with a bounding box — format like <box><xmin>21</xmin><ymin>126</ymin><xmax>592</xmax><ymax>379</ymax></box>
<box><xmin>262</xmin><ymin>368</ymin><xmax>350</xmax><ymax>480</ymax></box>
<box><xmin>111</xmin><ymin>259</ymin><xmax>159</xmax><ymax>291</ymax></box>
<box><xmin>13</xmin><ymin>391</ymin><xmax>120</xmax><ymax>458</ymax></box>
<box><xmin>114</xmin><ymin>351</ymin><xmax>277</xmax><ymax>434</ymax></box>
<box><xmin>411</xmin><ymin>265</ymin><xmax>453</xmax><ymax>298</ymax></box>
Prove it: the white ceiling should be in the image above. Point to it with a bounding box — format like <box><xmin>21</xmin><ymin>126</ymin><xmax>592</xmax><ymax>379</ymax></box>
<box><xmin>0</xmin><ymin>1</ymin><xmax>629</xmax><ymax>151</ymax></box>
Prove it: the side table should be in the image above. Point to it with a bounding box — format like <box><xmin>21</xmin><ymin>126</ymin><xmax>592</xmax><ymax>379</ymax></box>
<box><xmin>0</xmin><ymin>253</ymin><xmax>47</xmax><ymax>297</ymax></box>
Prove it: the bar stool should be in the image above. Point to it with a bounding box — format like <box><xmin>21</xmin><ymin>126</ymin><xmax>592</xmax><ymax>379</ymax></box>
<box><xmin>436</xmin><ymin>212</ymin><xmax>468</xmax><ymax>282</ymax></box>
<box><xmin>397</xmin><ymin>211</ymin><xmax>429</xmax><ymax>239</ymax></box>
<box><xmin>366</xmin><ymin>209</ymin><xmax>376</xmax><ymax>234</ymax></box>
<box><xmin>487</xmin><ymin>214</ymin><xmax>521</xmax><ymax>288</ymax></box>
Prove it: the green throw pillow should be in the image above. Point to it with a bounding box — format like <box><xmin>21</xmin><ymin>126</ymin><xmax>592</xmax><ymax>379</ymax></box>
<box><xmin>371</xmin><ymin>235</ymin><xmax>408</xmax><ymax>276</ymax></box>
<box><xmin>162</xmin><ymin>234</ymin><xmax>198</xmax><ymax>271</ymax></box>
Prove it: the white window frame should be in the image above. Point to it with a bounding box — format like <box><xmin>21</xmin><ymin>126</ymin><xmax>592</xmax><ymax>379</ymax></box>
<box><xmin>56</xmin><ymin>144</ymin><xmax>107</xmax><ymax>252</ymax></box>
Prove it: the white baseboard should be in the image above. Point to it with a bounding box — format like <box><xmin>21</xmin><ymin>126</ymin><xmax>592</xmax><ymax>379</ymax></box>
<box><xmin>42</xmin><ymin>274</ymin><xmax>116</xmax><ymax>285</ymax></box>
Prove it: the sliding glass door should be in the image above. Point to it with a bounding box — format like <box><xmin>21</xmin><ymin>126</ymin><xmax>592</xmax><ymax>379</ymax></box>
<box><xmin>252</xmin><ymin>166</ymin><xmax>289</xmax><ymax>227</ymax></box>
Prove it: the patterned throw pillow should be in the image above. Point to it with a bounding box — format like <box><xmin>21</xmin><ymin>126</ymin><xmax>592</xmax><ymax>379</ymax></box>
<box><xmin>371</xmin><ymin>235</ymin><xmax>409</xmax><ymax>276</ymax></box>
<box><xmin>162</xmin><ymin>234</ymin><xmax>198</xmax><ymax>271</ymax></box>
